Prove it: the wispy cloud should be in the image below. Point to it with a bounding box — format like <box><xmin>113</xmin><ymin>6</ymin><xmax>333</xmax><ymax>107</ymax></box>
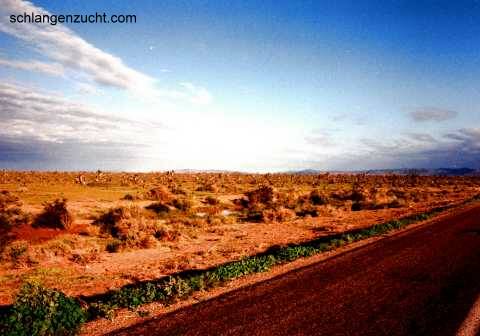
<box><xmin>0</xmin><ymin>58</ymin><xmax>64</xmax><ymax>77</ymax></box>
<box><xmin>0</xmin><ymin>82</ymin><xmax>162</xmax><ymax>144</ymax></box>
<box><xmin>0</xmin><ymin>0</ymin><xmax>212</xmax><ymax>104</ymax></box>
<box><xmin>405</xmin><ymin>132</ymin><xmax>437</xmax><ymax>143</ymax></box>
<box><xmin>0</xmin><ymin>0</ymin><xmax>153</xmax><ymax>94</ymax></box>
<box><xmin>409</xmin><ymin>107</ymin><xmax>459</xmax><ymax>122</ymax></box>
<box><xmin>302</xmin><ymin>128</ymin><xmax>480</xmax><ymax>171</ymax></box>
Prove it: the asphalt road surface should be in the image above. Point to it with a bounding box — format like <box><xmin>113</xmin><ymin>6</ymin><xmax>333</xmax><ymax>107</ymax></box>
<box><xmin>111</xmin><ymin>204</ymin><xmax>480</xmax><ymax>336</ymax></box>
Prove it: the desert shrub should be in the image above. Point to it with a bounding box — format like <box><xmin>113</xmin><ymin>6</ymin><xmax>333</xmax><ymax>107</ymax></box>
<box><xmin>121</xmin><ymin>194</ymin><xmax>136</xmax><ymax>201</ymax></box>
<box><xmin>295</xmin><ymin>203</ymin><xmax>323</xmax><ymax>217</ymax></box>
<box><xmin>145</xmin><ymin>202</ymin><xmax>170</xmax><ymax>214</ymax></box>
<box><xmin>0</xmin><ymin>281</ymin><xmax>86</xmax><ymax>336</ymax></box>
<box><xmin>2</xmin><ymin>240</ymin><xmax>36</xmax><ymax>267</ymax></box>
<box><xmin>105</xmin><ymin>239</ymin><xmax>122</xmax><ymax>253</ymax></box>
<box><xmin>33</xmin><ymin>199</ymin><xmax>73</xmax><ymax>230</ymax></box>
<box><xmin>145</xmin><ymin>186</ymin><xmax>173</xmax><ymax>202</ymax></box>
<box><xmin>350</xmin><ymin>188</ymin><xmax>367</xmax><ymax>203</ymax></box>
<box><xmin>171</xmin><ymin>197</ymin><xmax>193</xmax><ymax>212</ymax></box>
<box><xmin>154</xmin><ymin>228</ymin><xmax>180</xmax><ymax>242</ymax></box>
<box><xmin>40</xmin><ymin>239</ymin><xmax>73</xmax><ymax>257</ymax></box>
<box><xmin>94</xmin><ymin>206</ymin><xmax>142</xmax><ymax>237</ymax></box>
<box><xmin>261</xmin><ymin>207</ymin><xmax>296</xmax><ymax>223</ymax></box>
<box><xmin>275</xmin><ymin>192</ymin><xmax>298</xmax><ymax>209</ymax></box>
<box><xmin>203</xmin><ymin>196</ymin><xmax>220</xmax><ymax>205</ymax></box>
<box><xmin>171</xmin><ymin>185</ymin><xmax>188</xmax><ymax>195</ymax></box>
<box><xmin>8</xmin><ymin>241</ymin><xmax>28</xmax><ymax>261</ymax></box>
<box><xmin>94</xmin><ymin>206</ymin><xmax>159</xmax><ymax>249</ymax></box>
<box><xmin>0</xmin><ymin>190</ymin><xmax>29</xmax><ymax>230</ymax></box>
<box><xmin>139</xmin><ymin>236</ymin><xmax>158</xmax><ymax>249</ymax></box>
<box><xmin>244</xmin><ymin>186</ymin><xmax>276</xmax><ymax>207</ymax></box>
<box><xmin>0</xmin><ymin>191</ymin><xmax>30</xmax><ymax>254</ymax></box>
<box><xmin>351</xmin><ymin>202</ymin><xmax>363</xmax><ymax>211</ymax></box>
<box><xmin>69</xmin><ymin>249</ymin><xmax>100</xmax><ymax>265</ymax></box>
<box><xmin>309</xmin><ymin>190</ymin><xmax>329</xmax><ymax>205</ymax></box>
<box><xmin>196</xmin><ymin>183</ymin><xmax>219</xmax><ymax>193</ymax></box>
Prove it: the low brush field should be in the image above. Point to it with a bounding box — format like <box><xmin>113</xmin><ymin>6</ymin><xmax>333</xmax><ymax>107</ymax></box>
<box><xmin>1</xmin><ymin>170</ymin><xmax>479</xmax><ymax>307</ymax></box>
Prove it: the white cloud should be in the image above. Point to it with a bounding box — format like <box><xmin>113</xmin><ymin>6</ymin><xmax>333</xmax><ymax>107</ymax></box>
<box><xmin>0</xmin><ymin>0</ymin><xmax>154</xmax><ymax>94</ymax></box>
<box><xmin>75</xmin><ymin>82</ymin><xmax>102</xmax><ymax>95</ymax></box>
<box><xmin>0</xmin><ymin>58</ymin><xmax>64</xmax><ymax>77</ymax></box>
<box><xmin>0</xmin><ymin>82</ymin><xmax>157</xmax><ymax>144</ymax></box>
<box><xmin>0</xmin><ymin>0</ymin><xmax>212</xmax><ymax>104</ymax></box>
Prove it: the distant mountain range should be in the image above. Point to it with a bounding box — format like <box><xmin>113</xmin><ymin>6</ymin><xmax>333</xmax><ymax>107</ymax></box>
<box><xmin>291</xmin><ymin>168</ymin><xmax>480</xmax><ymax>176</ymax></box>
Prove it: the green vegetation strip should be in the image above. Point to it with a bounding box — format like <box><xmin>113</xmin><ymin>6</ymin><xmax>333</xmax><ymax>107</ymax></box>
<box><xmin>2</xmin><ymin>195</ymin><xmax>479</xmax><ymax>336</ymax></box>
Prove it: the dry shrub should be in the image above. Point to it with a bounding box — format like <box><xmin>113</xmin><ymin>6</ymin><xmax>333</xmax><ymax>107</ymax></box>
<box><xmin>94</xmin><ymin>206</ymin><xmax>160</xmax><ymax>250</ymax></box>
<box><xmin>308</xmin><ymin>190</ymin><xmax>329</xmax><ymax>205</ymax></box>
<box><xmin>121</xmin><ymin>194</ymin><xmax>136</xmax><ymax>201</ymax></box>
<box><xmin>154</xmin><ymin>228</ymin><xmax>180</xmax><ymax>242</ymax></box>
<box><xmin>146</xmin><ymin>186</ymin><xmax>173</xmax><ymax>202</ymax></box>
<box><xmin>197</xmin><ymin>183</ymin><xmax>219</xmax><ymax>193</ymax></box>
<box><xmin>171</xmin><ymin>185</ymin><xmax>188</xmax><ymax>195</ymax></box>
<box><xmin>33</xmin><ymin>199</ymin><xmax>73</xmax><ymax>230</ymax></box>
<box><xmin>295</xmin><ymin>204</ymin><xmax>322</xmax><ymax>217</ymax></box>
<box><xmin>203</xmin><ymin>196</ymin><xmax>220</xmax><ymax>205</ymax></box>
<box><xmin>1</xmin><ymin>240</ymin><xmax>36</xmax><ymax>267</ymax></box>
<box><xmin>139</xmin><ymin>235</ymin><xmax>158</xmax><ymax>249</ymax></box>
<box><xmin>171</xmin><ymin>197</ymin><xmax>194</xmax><ymax>212</ymax></box>
<box><xmin>244</xmin><ymin>186</ymin><xmax>276</xmax><ymax>207</ymax></box>
<box><xmin>0</xmin><ymin>190</ymin><xmax>29</xmax><ymax>230</ymax></box>
<box><xmin>261</xmin><ymin>207</ymin><xmax>296</xmax><ymax>223</ymax></box>
<box><xmin>38</xmin><ymin>239</ymin><xmax>73</xmax><ymax>257</ymax></box>
<box><xmin>350</xmin><ymin>188</ymin><xmax>409</xmax><ymax>211</ymax></box>
<box><xmin>145</xmin><ymin>202</ymin><xmax>171</xmax><ymax>214</ymax></box>
<box><xmin>276</xmin><ymin>192</ymin><xmax>298</xmax><ymax>209</ymax></box>
<box><xmin>69</xmin><ymin>249</ymin><xmax>101</xmax><ymax>265</ymax></box>
<box><xmin>0</xmin><ymin>191</ymin><xmax>30</xmax><ymax>254</ymax></box>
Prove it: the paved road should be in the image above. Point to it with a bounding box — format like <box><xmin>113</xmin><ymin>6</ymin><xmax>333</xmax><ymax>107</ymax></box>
<box><xmin>111</xmin><ymin>204</ymin><xmax>480</xmax><ymax>336</ymax></box>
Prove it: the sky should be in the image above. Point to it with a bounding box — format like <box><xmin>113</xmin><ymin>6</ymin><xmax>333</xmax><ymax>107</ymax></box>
<box><xmin>0</xmin><ymin>0</ymin><xmax>480</xmax><ymax>172</ymax></box>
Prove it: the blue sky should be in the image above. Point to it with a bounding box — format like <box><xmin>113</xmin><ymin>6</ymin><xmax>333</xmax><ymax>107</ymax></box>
<box><xmin>1</xmin><ymin>0</ymin><xmax>480</xmax><ymax>171</ymax></box>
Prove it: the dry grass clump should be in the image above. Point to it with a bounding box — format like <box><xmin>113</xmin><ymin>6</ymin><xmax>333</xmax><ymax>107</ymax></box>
<box><xmin>308</xmin><ymin>190</ymin><xmax>330</xmax><ymax>205</ymax></box>
<box><xmin>244</xmin><ymin>185</ymin><xmax>276</xmax><ymax>206</ymax></box>
<box><xmin>33</xmin><ymin>199</ymin><xmax>73</xmax><ymax>230</ymax></box>
<box><xmin>171</xmin><ymin>197</ymin><xmax>194</xmax><ymax>212</ymax></box>
<box><xmin>203</xmin><ymin>196</ymin><xmax>220</xmax><ymax>205</ymax></box>
<box><xmin>261</xmin><ymin>207</ymin><xmax>296</xmax><ymax>223</ymax></box>
<box><xmin>145</xmin><ymin>202</ymin><xmax>171</xmax><ymax>214</ymax></box>
<box><xmin>196</xmin><ymin>182</ymin><xmax>219</xmax><ymax>193</ymax></box>
<box><xmin>94</xmin><ymin>206</ymin><xmax>162</xmax><ymax>251</ymax></box>
<box><xmin>0</xmin><ymin>190</ymin><xmax>29</xmax><ymax>230</ymax></box>
<box><xmin>121</xmin><ymin>193</ymin><xmax>137</xmax><ymax>201</ymax></box>
<box><xmin>1</xmin><ymin>240</ymin><xmax>37</xmax><ymax>267</ymax></box>
<box><xmin>69</xmin><ymin>249</ymin><xmax>101</xmax><ymax>265</ymax></box>
<box><xmin>146</xmin><ymin>186</ymin><xmax>173</xmax><ymax>202</ymax></box>
<box><xmin>154</xmin><ymin>228</ymin><xmax>181</xmax><ymax>242</ymax></box>
<box><xmin>349</xmin><ymin>188</ymin><xmax>410</xmax><ymax>211</ymax></box>
<box><xmin>236</xmin><ymin>186</ymin><xmax>298</xmax><ymax>223</ymax></box>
